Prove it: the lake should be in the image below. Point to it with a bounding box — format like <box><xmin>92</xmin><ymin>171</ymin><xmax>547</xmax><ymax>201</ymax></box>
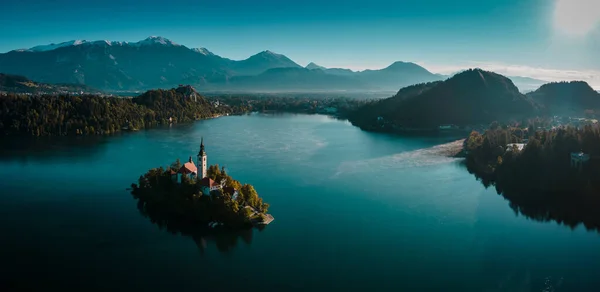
<box><xmin>1</xmin><ymin>113</ymin><xmax>599</xmax><ymax>291</ymax></box>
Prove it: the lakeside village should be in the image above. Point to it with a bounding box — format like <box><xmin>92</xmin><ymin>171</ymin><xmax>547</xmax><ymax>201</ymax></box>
<box><xmin>374</xmin><ymin>115</ymin><xmax>599</xmax><ymax>135</ymax></box>
<box><xmin>130</xmin><ymin>138</ymin><xmax>273</xmax><ymax>231</ymax></box>
<box><xmin>460</xmin><ymin>116</ymin><xmax>599</xmax><ymax>161</ymax></box>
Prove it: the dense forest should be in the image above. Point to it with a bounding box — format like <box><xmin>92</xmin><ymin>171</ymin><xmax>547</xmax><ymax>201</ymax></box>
<box><xmin>0</xmin><ymin>84</ymin><xmax>372</xmax><ymax>136</ymax></box>
<box><xmin>131</xmin><ymin>162</ymin><xmax>269</xmax><ymax>232</ymax></box>
<box><xmin>464</xmin><ymin>125</ymin><xmax>600</xmax><ymax>231</ymax></box>
<box><xmin>0</xmin><ymin>86</ymin><xmax>231</xmax><ymax>136</ymax></box>
<box><xmin>527</xmin><ymin>81</ymin><xmax>600</xmax><ymax>116</ymax></box>
<box><xmin>211</xmin><ymin>94</ymin><xmax>371</xmax><ymax>118</ymax></box>
<box><xmin>347</xmin><ymin>81</ymin><xmax>441</xmax><ymax>130</ymax></box>
<box><xmin>348</xmin><ymin>69</ymin><xmax>536</xmax><ymax>131</ymax></box>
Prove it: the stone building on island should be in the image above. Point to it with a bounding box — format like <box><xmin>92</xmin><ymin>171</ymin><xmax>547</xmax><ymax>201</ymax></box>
<box><xmin>176</xmin><ymin>138</ymin><xmax>236</xmax><ymax>197</ymax></box>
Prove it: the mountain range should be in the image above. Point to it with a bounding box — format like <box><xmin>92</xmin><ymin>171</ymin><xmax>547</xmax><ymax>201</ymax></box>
<box><xmin>0</xmin><ymin>36</ymin><xmax>542</xmax><ymax>93</ymax></box>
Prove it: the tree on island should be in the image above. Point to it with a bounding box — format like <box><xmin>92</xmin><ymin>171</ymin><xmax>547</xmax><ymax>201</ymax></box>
<box><xmin>131</xmin><ymin>161</ymin><xmax>271</xmax><ymax>232</ymax></box>
<box><xmin>171</xmin><ymin>158</ymin><xmax>182</xmax><ymax>170</ymax></box>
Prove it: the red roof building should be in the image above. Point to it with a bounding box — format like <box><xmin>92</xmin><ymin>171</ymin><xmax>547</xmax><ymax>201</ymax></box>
<box><xmin>200</xmin><ymin>177</ymin><xmax>223</xmax><ymax>196</ymax></box>
<box><xmin>200</xmin><ymin>177</ymin><xmax>216</xmax><ymax>187</ymax></box>
<box><xmin>178</xmin><ymin>156</ymin><xmax>198</xmax><ymax>175</ymax></box>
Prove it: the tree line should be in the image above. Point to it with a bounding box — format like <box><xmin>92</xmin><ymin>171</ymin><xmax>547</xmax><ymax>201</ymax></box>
<box><xmin>0</xmin><ymin>88</ymin><xmax>231</xmax><ymax>136</ymax></box>
<box><xmin>0</xmin><ymin>89</ymin><xmax>371</xmax><ymax>136</ymax></box>
<box><xmin>210</xmin><ymin>94</ymin><xmax>371</xmax><ymax>118</ymax></box>
<box><xmin>465</xmin><ymin>124</ymin><xmax>600</xmax><ymax>231</ymax></box>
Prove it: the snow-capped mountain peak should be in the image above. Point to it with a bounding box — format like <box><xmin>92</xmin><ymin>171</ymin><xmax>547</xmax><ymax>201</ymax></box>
<box><xmin>21</xmin><ymin>36</ymin><xmax>182</xmax><ymax>53</ymax></box>
<box><xmin>134</xmin><ymin>36</ymin><xmax>180</xmax><ymax>47</ymax></box>
<box><xmin>28</xmin><ymin>40</ymin><xmax>88</xmax><ymax>52</ymax></box>
<box><xmin>192</xmin><ymin>47</ymin><xmax>214</xmax><ymax>56</ymax></box>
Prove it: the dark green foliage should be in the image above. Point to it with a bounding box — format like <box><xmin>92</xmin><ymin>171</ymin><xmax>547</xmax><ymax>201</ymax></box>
<box><xmin>347</xmin><ymin>81</ymin><xmax>441</xmax><ymax>127</ymax></box>
<box><xmin>131</xmin><ymin>162</ymin><xmax>270</xmax><ymax>233</ymax></box>
<box><xmin>465</xmin><ymin>125</ymin><xmax>600</xmax><ymax>231</ymax></box>
<box><xmin>0</xmin><ymin>93</ymin><xmax>148</xmax><ymax>136</ymax></box>
<box><xmin>392</xmin><ymin>69</ymin><xmax>535</xmax><ymax>126</ymax></box>
<box><xmin>0</xmin><ymin>87</ymin><xmax>229</xmax><ymax>136</ymax></box>
<box><xmin>527</xmin><ymin>81</ymin><xmax>600</xmax><ymax>116</ymax></box>
<box><xmin>132</xmin><ymin>86</ymin><xmax>216</xmax><ymax>123</ymax></box>
<box><xmin>206</xmin><ymin>164</ymin><xmax>268</xmax><ymax>212</ymax></box>
<box><xmin>0</xmin><ymin>88</ymin><xmax>370</xmax><ymax>136</ymax></box>
<box><xmin>209</xmin><ymin>94</ymin><xmax>370</xmax><ymax>118</ymax></box>
<box><xmin>349</xmin><ymin>69</ymin><xmax>536</xmax><ymax>131</ymax></box>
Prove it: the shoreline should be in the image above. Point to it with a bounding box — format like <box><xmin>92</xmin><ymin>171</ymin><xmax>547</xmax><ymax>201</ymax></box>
<box><xmin>438</xmin><ymin>139</ymin><xmax>467</xmax><ymax>157</ymax></box>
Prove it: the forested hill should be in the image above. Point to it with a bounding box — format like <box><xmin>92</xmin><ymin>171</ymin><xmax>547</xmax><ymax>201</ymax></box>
<box><xmin>0</xmin><ymin>86</ymin><xmax>228</xmax><ymax>136</ymax></box>
<box><xmin>526</xmin><ymin>81</ymin><xmax>600</xmax><ymax>116</ymax></box>
<box><xmin>132</xmin><ymin>85</ymin><xmax>217</xmax><ymax>123</ymax></box>
<box><xmin>349</xmin><ymin>69</ymin><xmax>537</xmax><ymax>131</ymax></box>
<box><xmin>347</xmin><ymin>81</ymin><xmax>441</xmax><ymax>128</ymax></box>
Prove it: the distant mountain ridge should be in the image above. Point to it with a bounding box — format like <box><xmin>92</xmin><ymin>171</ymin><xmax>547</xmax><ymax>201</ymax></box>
<box><xmin>230</xmin><ymin>50</ymin><xmax>302</xmax><ymax>76</ymax></box>
<box><xmin>0</xmin><ymin>36</ymin><xmax>561</xmax><ymax>93</ymax></box>
<box><xmin>225</xmin><ymin>67</ymin><xmax>370</xmax><ymax>91</ymax></box>
<box><xmin>0</xmin><ymin>36</ymin><xmax>444</xmax><ymax>92</ymax></box>
<box><xmin>305</xmin><ymin>62</ymin><xmax>326</xmax><ymax>70</ymax></box>
<box><xmin>19</xmin><ymin>36</ymin><xmax>184</xmax><ymax>52</ymax></box>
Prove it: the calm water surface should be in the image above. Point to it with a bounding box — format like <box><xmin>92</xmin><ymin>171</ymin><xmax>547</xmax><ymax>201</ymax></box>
<box><xmin>1</xmin><ymin>114</ymin><xmax>599</xmax><ymax>291</ymax></box>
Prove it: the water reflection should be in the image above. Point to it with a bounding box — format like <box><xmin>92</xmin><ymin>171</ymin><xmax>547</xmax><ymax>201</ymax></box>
<box><xmin>133</xmin><ymin>191</ymin><xmax>264</xmax><ymax>255</ymax></box>
<box><xmin>0</xmin><ymin>135</ymin><xmax>113</xmax><ymax>163</ymax></box>
<box><xmin>470</xmin><ymin>182</ymin><xmax>600</xmax><ymax>292</ymax></box>
<box><xmin>192</xmin><ymin>227</ymin><xmax>262</xmax><ymax>255</ymax></box>
<box><xmin>464</xmin><ymin>161</ymin><xmax>600</xmax><ymax>232</ymax></box>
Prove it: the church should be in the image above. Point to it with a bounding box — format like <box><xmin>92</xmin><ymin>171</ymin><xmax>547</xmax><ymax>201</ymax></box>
<box><xmin>177</xmin><ymin>138</ymin><xmax>236</xmax><ymax>198</ymax></box>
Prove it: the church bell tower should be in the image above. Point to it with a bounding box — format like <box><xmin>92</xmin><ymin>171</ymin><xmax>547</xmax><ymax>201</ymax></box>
<box><xmin>198</xmin><ymin>137</ymin><xmax>207</xmax><ymax>179</ymax></box>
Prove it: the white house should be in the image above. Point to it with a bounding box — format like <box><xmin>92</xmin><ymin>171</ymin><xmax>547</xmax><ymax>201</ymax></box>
<box><xmin>506</xmin><ymin>143</ymin><xmax>526</xmax><ymax>152</ymax></box>
<box><xmin>223</xmin><ymin>186</ymin><xmax>239</xmax><ymax>200</ymax></box>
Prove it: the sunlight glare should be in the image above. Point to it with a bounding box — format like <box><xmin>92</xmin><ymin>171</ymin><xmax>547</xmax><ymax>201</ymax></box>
<box><xmin>553</xmin><ymin>0</ymin><xmax>600</xmax><ymax>36</ymax></box>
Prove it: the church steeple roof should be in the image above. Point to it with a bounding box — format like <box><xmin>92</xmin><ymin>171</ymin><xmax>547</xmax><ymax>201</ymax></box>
<box><xmin>198</xmin><ymin>137</ymin><xmax>206</xmax><ymax>157</ymax></box>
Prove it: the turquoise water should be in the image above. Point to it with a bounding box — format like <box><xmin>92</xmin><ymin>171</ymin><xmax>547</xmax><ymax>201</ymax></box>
<box><xmin>1</xmin><ymin>113</ymin><xmax>599</xmax><ymax>291</ymax></box>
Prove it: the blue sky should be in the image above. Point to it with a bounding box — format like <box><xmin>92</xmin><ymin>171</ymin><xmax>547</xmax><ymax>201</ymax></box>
<box><xmin>2</xmin><ymin>0</ymin><xmax>600</xmax><ymax>83</ymax></box>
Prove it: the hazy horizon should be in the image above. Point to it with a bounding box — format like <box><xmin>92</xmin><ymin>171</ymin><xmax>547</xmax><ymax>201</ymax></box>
<box><xmin>2</xmin><ymin>0</ymin><xmax>600</xmax><ymax>88</ymax></box>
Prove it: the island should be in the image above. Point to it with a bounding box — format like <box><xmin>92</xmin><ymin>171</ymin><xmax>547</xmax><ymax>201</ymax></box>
<box><xmin>130</xmin><ymin>139</ymin><xmax>273</xmax><ymax>232</ymax></box>
<box><xmin>463</xmin><ymin>124</ymin><xmax>600</xmax><ymax>230</ymax></box>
